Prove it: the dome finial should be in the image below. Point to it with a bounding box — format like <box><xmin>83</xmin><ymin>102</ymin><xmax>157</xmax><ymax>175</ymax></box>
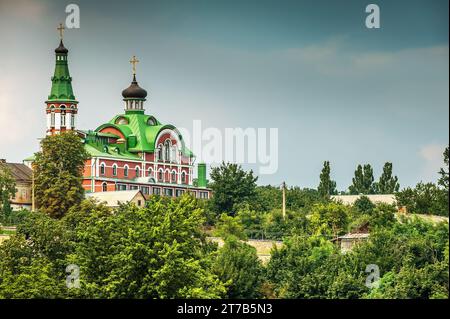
<box><xmin>57</xmin><ymin>23</ymin><xmax>65</xmax><ymax>40</ymax></box>
<box><xmin>55</xmin><ymin>23</ymin><xmax>68</xmax><ymax>54</ymax></box>
<box><xmin>129</xmin><ymin>55</ymin><xmax>139</xmax><ymax>75</ymax></box>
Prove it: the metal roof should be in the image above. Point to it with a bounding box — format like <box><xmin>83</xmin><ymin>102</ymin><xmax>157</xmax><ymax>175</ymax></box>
<box><xmin>85</xmin><ymin>190</ymin><xmax>144</xmax><ymax>207</ymax></box>
<box><xmin>0</xmin><ymin>162</ymin><xmax>32</xmax><ymax>182</ymax></box>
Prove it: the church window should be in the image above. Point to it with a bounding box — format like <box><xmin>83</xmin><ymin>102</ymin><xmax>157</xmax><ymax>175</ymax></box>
<box><xmin>164</xmin><ymin>140</ymin><xmax>171</xmax><ymax>162</ymax></box>
<box><xmin>60</xmin><ymin>105</ymin><xmax>66</xmax><ymax>127</ymax></box>
<box><xmin>181</xmin><ymin>171</ymin><xmax>186</xmax><ymax>184</ymax></box>
<box><xmin>136</xmin><ymin>166</ymin><xmax>140</xmax><ymax>177</ymax></box>
<box><xmin>148</xmin><ymin>167</ymin><xmax>153</xmax><ymax>177</ymax></box>
<box><xmin>171</xmin><ymin>171</ymin><xmax>176</xmax><ymax>183</ymax></box>
<box><xmin>124</xmin><ymin>165</ymin><xmax>129</xmax><ymax>177</ymax></box>
<box><xmin>112</xmin><ymin>164</ymin><xmax>117</xmax><ymax>176</ymax></box>
<box><xmin>70</xmin><ymin>114</ymin><xmax>75</xmax><ymax>127</ymax></box>
<box><xmin>115</xmin><ymin>117</ymin><xmax>129</xmax><ymax>125</ymax></box>
<box><xmin>158</xmin><ymin>169</ymin><xmax>163</xmax><ymax>182</ymax></box>
<box><xmin>147</xmin><ymin>117</ymin><xmax>157</xmax><ymax>126</ymax></box>
<box><xmin>100</xmin><ymin>163</ymin><xmax>106</xmax><ymax>175</ymax></box>
<box><xmin>102</xmin><ymin>182</ymin><xmax>107</xmax><ymax>192</ymax></box>
<box><xmin>157</xmin><ymin>144</ymin><xmax>163</xmax><ymax>161</ymax></box>
<box><xmin>171</xmin><ymin>145</ymin><xmax>177</xmax><ymax>163</ymax></box>
<box><xmin>50</xmin><ymin>108</ymin><xmax>55</xmax><ymax>127</ymax></box>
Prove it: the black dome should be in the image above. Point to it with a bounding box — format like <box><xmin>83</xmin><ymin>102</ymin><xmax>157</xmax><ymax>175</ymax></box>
<box><xmin>122</xmin><ymin>75</ymin><xmax>147</xmax><ymax>99</ymax></box>
<box><xmin>55</xmin><ymin>40</ymin><xmax>68</xmax><ymax>54</ymax></box>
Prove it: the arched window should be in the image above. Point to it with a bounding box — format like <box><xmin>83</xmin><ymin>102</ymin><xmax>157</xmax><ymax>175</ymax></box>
<box><xmin>171</xmin><ymin>171</ymin><xmax>177</xmax><ymax>183</ymax></box>
<box><xmin>70</xmin><ymin>114</ymin><xmax>75</xmax><ymax>128</ymax></box>
<box><xmin>157</xmin><ymin>144</ymin><xmax>163</xmax><ymax>161</ymax></box>
<box><xmin>102</xmin><ymin>182</ymin><xmax>107</xmax><ymax>192</ymax></box>
<box><xmin>158</xmin><ymin>169</ymin><xmax>163</xmax><ymax>182</ymax></box>
<box><xmin>60</xmin><ymin>105</ymin><xmax>66</xmax><ymax>127</ymax></box>
<box><xmin>171</xmin><ymin>145</ymin><xmax>177</xmax><ymax>163</ymax></box>
<box><xmin>136</xmin><ymin>166</ymin><xmax>140</xmax><ymax>178</ymax></box>
<box><xmin>50</xmin><ymin>106</ymin><xmax>55</xmax><ymax>127</ymax></box>
<box><xmin>124</xmin><ymin>165</ymin><xmax>129</xmax><ymax>177</ymax></box>
<box><xmin>100</xmin><ymin>163</ymin><xmax>106</xmax><ymax>175</ymax></box>
<box><xmin>181</xmin><ymin>171</ymin><xmax>186</xmax><ymax>184</ymax></box>
<box><xmin>112</xmin><ymin>164</ymin><xmax>117</xmax><ymax>176</ymax></box>
<box><xmin>164</xmin><ymin>140</ymin><xmax>171</xmax><ymax>162</ymax></box>
<box><xmin>148</xmin><ymin>167</ymin><xmax>153</xmax><ymax>177</ymax></box>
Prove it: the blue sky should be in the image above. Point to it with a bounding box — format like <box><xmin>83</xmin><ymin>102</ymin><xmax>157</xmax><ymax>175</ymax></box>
<box><xmin>0</xmin><ymin>0</ymin><xmax>448</xmax><ymax>190</ymax></box>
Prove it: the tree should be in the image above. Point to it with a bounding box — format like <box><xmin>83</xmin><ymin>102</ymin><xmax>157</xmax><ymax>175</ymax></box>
<box><xmin>353</xmin><ymin>195</ymin><xmax>375</xmax><ymax>214</ymax></box>
<box><xmin>318</xmin><ymin>161</ymin><xmax>337</xmax><ymax>198</ymax></box>
<box><xmin>349</xmin><ymin>164</ymin><xmax>375</xmax><ymax>195</ymax></box>
<box><xmin>213</xmin><ymin>237</ymin><xmax>264</xmax><ymax>299</ymax></box>
<box><xmin>438</xmin><ymin>146</ymin><xmax>449</xmax><ymax>189</ymax></box>
<box><xmin>34</xmin><ymin>131</ymin><xmax>89</xmax><ymax>219</ymax></box>
<box><xmin>396</xmin><ymin>182</ymin><xmax>448</xmax><ymax>216</ymax></box>
<box><xmin>0</xmin><ymin>164</ymin><xmax>16</xmax><ymax>225</ymax></box>
<box><xmin>209</xmin><ymin>162</ymin><xmax>258</xmax><ymax>216</ymax></box>
<box><xmin>309</xmin><ymin>202</ymin><xmax>349</xmax><ymax>238</ymax></box>
<box><xmin>375</xmin><ymin>162</ymin><xmax>400</xmax><ymax>194</ymax></box>
<box><xmin>68</xmin><ymin>195</ymin><xmax>226</xmax><ymax>298</ymax></box>
<box><xmin>214</xmin><ymin>213</ymin><xmax>247</xmax><ymax>240</ymax></box>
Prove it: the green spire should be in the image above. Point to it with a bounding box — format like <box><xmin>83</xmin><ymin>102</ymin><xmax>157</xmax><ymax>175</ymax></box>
<box><xmin>46</xmin><ymin>40</ymin><xmax>77</xmax><ymax>103</ymax></box>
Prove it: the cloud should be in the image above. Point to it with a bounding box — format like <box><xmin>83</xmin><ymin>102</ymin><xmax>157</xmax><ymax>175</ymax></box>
<box><xmin>0</xmin><ymin>0</ymin><xmax>47</xmax><ymax>21</ymax></box>
<box><xmin>419</xmin><ymin>143</ymin><xmax>446</xmax><ymax>182</ymax></box>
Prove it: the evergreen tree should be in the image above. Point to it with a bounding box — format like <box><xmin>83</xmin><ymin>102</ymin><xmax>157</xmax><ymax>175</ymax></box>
<box><xmin>376</xmin><ymin>162</ymin><xmax>400</xmax><ymax>194</ymax></box>
<box><xmin>34</xmin><ymin>131</ymin><xmax>89</xmax><ymax>219</ymax></box>
<box><xmin>318</xmin><ymin>161</ymin><xmax>337</xmax><ymax>198</ymax></box>
<box><xmin>349</xmin><ymin>164</ymin><xmax>375</xmax><ymax>195</ymax></box>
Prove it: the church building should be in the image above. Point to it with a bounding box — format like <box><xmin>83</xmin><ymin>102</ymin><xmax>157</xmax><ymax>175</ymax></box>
<box><xmin>30</xmin><ymin>26</ymin><xmax>210</xmax><ymax>199</ymax></box>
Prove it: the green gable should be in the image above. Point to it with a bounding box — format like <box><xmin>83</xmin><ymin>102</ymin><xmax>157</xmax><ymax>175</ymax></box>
<box><xmin>86</xmin><ymin>113</ymin><xmax>193</xmax><ymax>159</ymax></box>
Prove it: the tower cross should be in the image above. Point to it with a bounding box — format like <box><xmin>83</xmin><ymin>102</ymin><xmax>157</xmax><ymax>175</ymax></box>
<box><xmin>130</xmin><ymin>55</ymin><xmax>139</xmax><ymax>75</ymax></box>
<box><xmin>57</xmin><ymin>23</ymin><xmax>65</xmax><ymax>39</ymax></box>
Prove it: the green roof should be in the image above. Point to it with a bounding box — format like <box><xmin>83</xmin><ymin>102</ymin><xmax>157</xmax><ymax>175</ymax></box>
<box><xmin>84</xmin><ymin>143</ymin><xmax>141</xmax><ymax>160</ymax></box>
<box><xmin>47</xmin><ymin>49</ymin><xmax>77</xmax><ymax>102</ymax></box>
<box><xmin>92</xmin><ymin>113</ymin><xmax>193</xmax><ymax>157</ymax></box>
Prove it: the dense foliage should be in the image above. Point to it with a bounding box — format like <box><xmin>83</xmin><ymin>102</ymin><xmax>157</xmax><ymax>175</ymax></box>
<box><xmin>33</xmin><ymin>132</ymin><xmax>89</xmax><ymax>219</ymax></box>
<box><xmin>0</xmin><ymin>164</ymin><xmax>16</xmax><ymax>225</ymax></box>
<box><xmin>0</xmin><ymin>147</ymin><xmax>448</xmax><ymax>299</ymax></box>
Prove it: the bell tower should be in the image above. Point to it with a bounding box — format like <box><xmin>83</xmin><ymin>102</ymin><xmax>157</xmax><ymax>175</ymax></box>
<box><xmin>45</xmin><ymin>23</ymin><xmax>78</xmax><ymax>135</ymax></box>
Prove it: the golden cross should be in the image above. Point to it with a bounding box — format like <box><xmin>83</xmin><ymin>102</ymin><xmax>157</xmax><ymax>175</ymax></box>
<box><xmin>57</xmin><ymin>23</ymin><xmax>65</xmax><ymax>39</ymax></box>
<box><xmin>130</xmin><ymin>55</ymin><xmax>139</xmax><ymax>75</ymax></box>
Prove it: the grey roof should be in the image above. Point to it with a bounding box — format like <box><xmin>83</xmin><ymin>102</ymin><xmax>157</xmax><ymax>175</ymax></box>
<box><xmin>0</xmin><ymin>162</ymin><xmax>32</xmax><ymax>182</ymax></box>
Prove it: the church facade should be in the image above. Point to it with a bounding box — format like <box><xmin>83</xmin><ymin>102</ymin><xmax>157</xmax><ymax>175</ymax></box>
<box><xmin>34</xmin><ymin>31</ymin><xmax>210</xmax><ymax>199</ymax></box>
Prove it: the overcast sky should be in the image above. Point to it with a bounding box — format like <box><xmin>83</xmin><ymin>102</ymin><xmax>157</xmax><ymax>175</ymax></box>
<box><xmin>0</xmin><ymin>0</ymin><xmax>448</xmax><ymax>190</ymax></box>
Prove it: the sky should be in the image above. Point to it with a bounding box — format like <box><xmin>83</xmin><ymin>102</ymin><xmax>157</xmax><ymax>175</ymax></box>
<box><xmin>0</xmin><ymin>0</ymin><xmax>448</xmax><ymax>190</ymax></box>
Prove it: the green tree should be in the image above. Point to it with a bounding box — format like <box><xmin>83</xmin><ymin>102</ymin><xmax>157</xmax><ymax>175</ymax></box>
<box><xmin>349</xmin><ymin>164</ymin><xmax>375</xmax><ymax>195</ymax></box>
<box><xmin>68</xmin><ymin>195</ymin><xmax>226</xmax><ymax>298</ymax></box>
<box><xmin>396</xmin><ymin>182</ymin><xmax>448</xmax><ymax>216</ymax></box>
<box><xmin>213</xmin><ymin>237</ymin><xmax>264</xmax><ymax>299</ymax></box>
<box><xmin>309</xmin><ymin>202</ymin><xmax>349</xmax><ymax>238</ymax></box>
<box><xmin>438</xmin><ymin>146</ymin><xmax>449</xmax><ymax>189</ymax></box>
<box><xmin>209</xmin><ymin>162</ymin><xmax>258</xmax><ymax>216</ymax></box>
<box><xmin>353</xmin><ymin>196</ymin><xmax>375</xmax><ymax>214</ymax></box>
<box><xmin>34</xmin><ymin>131</ymin><xmax>89</xmax><ymax>219</ymax></box>
<box><xmin>0</xmin><ymin>164</ymin><xmax>16</xmax><ymax>225</ymax></box>
<box><xmin>318</xmin><ymin>161</ymin><xmax>337</xmax><ymax>198</ymax></box>
<box><xmin>214</xmin><ymin>213</ymin><xmax>247</xmax><ymax>240</ymax></box>
<box><xmin>235</xmin><ymin>204</ymin><xmax>265</xmax><ymax>239</ymax></box>
<box><xmin>375</xmin><ymin>162</ymin><xmax>400</xmax><ymax>194</ymax></box>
